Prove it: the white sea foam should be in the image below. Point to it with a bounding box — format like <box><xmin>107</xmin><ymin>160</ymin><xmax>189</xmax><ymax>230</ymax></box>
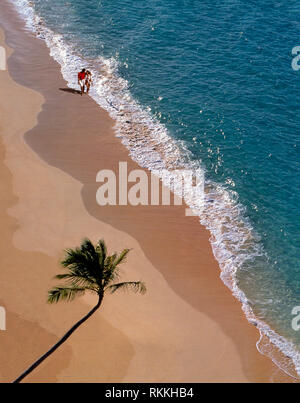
<box><xmin>11</xmin><ymin>0</ymin><xmax>300</xmax><ymax>379</ymax></box>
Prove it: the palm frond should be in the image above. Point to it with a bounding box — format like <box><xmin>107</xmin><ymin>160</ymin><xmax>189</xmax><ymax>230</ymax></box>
<box><xmin>95</xmin><ymin>239</ymin><xmax>107</xmax><ymax>268</ymax></box>
<box><xmin>61</xmin><ymin>239</ymin><xmax>102</xmax><ymax>284</ymax></box>
<box><xmin>47</xmin><ymin>286</ymin><xmax>86</xmax><ymax>304</ymax></box>
<box><xmin>102</xmin><ymin>249</ymin><xmax>130</xmax><ymax>287</ymax></box>
<box><xmin>104</xmin><ymin>254</ymin><xmax>117</xmax><ymax>268</ymax></box>
<box><xmin>106</xmin><ymin>281</ymin><xmax>146</xmax><ymax>295</ymax></box>
<box><xmin>80</xmin><ymin>238</ymin><xmax>97</xmax><ymax>261</ymax></box>
<box><xmin>54</xmin><ymin>273</ymin><xmax>98</xmax><ymax>290</ymax></box>
<box><xmin>81</xmin><ymin>238</ymin><xmax>96</xmax><ymax>251</ymax></box>
<box><xmin>112</xmin><ymin>249</ymin><xmax>130</xmax><ymax>269</ymax></box>
<box><xmin>61</xmin><ymin>248</ymin><xmax>93</xmax><ymax>274</ymax></box>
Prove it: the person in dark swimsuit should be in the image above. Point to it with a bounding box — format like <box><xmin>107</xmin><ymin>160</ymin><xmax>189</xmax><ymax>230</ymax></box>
<box><xmin>85</xmin><ymin>70</ymin><xmax>92</xmax><ymax>94</ymax></box>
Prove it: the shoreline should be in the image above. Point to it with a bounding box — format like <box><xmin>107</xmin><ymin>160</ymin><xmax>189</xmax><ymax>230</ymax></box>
<box><xmin>0</xmin><ymin>0</ymin><xmax>294</xmax><ymax>382</ymax></box>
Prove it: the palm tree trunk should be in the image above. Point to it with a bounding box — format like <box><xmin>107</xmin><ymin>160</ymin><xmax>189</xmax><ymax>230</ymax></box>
<box><xmin>13</xmin><ymin>295</ymin><xmax>103</xmax><ymax>383</ymax></box>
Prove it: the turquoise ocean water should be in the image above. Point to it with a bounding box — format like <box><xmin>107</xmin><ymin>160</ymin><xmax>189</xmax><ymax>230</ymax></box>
<box><xmin>13</xmin><ymin>0</ymin><xmax>300</xmax><ymax>376</ymax></box>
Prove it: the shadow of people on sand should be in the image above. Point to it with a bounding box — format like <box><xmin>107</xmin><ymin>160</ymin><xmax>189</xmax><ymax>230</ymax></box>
<box><xmin>59</xmin><ymin>88</ymin><xmax>81</xmax><ymax>95</ymax></box>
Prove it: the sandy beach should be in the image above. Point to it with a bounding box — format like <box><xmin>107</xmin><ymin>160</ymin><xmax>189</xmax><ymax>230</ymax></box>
<box><xmin>0</xmin><ymin>0</ymin><xmax>295</xmax><ymax>383</ymax></box>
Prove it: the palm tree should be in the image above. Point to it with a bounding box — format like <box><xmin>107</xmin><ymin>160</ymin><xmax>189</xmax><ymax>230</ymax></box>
<box><xmin>13</xmin><ymin>238</ymin><xmax>146</xmax><ymax>383</ymax></box>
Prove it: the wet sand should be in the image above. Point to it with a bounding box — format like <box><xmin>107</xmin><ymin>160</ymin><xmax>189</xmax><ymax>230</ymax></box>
<box><xmin>0</xmin><ymin>0</ymin><xmax>294</xmax><ymax>382</ymax></box>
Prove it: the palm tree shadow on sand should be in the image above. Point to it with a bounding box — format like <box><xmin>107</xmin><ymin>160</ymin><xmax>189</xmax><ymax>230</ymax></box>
<box><xmin>59</xmin><ymin>88</ymin><xmax>81</xmax><ymax>95</ymax></box>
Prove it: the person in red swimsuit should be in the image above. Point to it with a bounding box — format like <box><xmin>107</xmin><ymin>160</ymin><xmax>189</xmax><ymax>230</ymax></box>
<box><xmin>78</xmin><ymin>68</ymin><xmax>86</xmax><ymax>95</ymax></box>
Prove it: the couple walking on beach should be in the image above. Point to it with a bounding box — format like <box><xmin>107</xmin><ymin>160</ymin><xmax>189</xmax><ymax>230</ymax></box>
<box><xmin>78</xmin><ymin>68</ymin><xmax>92</xmax><ymax>95</ymax></box>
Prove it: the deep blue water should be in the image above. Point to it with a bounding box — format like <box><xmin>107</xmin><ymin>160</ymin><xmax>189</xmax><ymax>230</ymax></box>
<box><xmin>16</xmin><ymin>0</ymin><xmax>300</xmax><ymax>373</ymax></box>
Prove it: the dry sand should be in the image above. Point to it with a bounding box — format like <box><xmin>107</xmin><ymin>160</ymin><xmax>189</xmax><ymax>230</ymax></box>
<box><xmin>0</xmin><ymin>0</ymin><xmax>294</xmax><ymax>383</ymax></box>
